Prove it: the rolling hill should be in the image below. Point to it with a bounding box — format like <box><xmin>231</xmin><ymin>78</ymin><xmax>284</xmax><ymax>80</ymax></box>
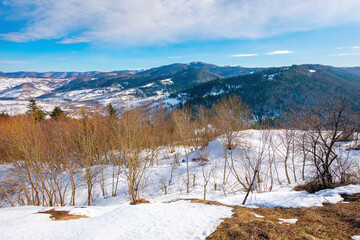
<box><xmin>0</xmin><ymin>63</ymin><xmax>359</xmax><ymax>117</ymax></box>
<box><xmin>170</xmin><ymin>64</ymin><xmax>360</xmax><ymax>117</ymax></box>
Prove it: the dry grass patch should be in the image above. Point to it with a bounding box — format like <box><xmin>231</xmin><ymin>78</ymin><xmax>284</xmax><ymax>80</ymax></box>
<box><xmin>38</xmin><ymin>209</ymin><xmax>89</xmax><ymax>221</ymax></box>
<box><xmin>163</xmin><ymin>198</ymin><xmax>235</xmax><ymax>208</ymax></box>
<box><xmin>130</xmin><ymin>198</ymin><xmax>150</xmax><ymax>205</ymax></box>
<box><xmin>190</xmin><ymin>199</ymin><xmax>234</xmax><ymax>207</ymax></box>
<box><xmin>207</xmin><ymin>201</ymin><xmax>360</xmax><ymax>240</ymax></box>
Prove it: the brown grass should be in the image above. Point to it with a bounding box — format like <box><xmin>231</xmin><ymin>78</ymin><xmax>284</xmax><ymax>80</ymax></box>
<box><xmin>206</xmin><ymin>201</ymin><xmax>360</xmax><ymax>240</ymax></box>
<box><xmin>163</xmin><ymin>198</ymin><xmax>236</xmax><ymax>207</ymax></box>
<box><xmin>130</xmin><ymin>198</ymin><xmax>150</xmax><ymax>205</ymax></box>
<box><xmin>38</xmin><ymin>209</ymin><xmax>89</xmax><ymax>221</ymax></box>
<box><xmin>190</xmin><ymin>199</ymin><xmax>233</xmax><ymax>206</ymax></box>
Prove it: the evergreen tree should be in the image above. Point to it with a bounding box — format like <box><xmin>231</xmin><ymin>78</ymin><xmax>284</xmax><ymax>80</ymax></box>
<box><xmin>50</xmin><ymin>106</ymin><xmax>65</xmax><ymax>119</ymax></box>
<box><xmin>27</xmin><ymin>99</ymin><xmax>46</xmax><ymax>122</ymax></box>
<box><xmin>107</xmin><ymin>103</ymin><xmax>117</xmax><ymax>117</ymax></box>
<box><xmin>27</xmin><ymin>99</ymin><xmax>37</xmax><ymax>112</ymax></box>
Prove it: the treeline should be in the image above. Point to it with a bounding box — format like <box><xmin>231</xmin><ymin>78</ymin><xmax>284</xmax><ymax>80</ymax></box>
<box><xmin>0</xmin><ymin>96</ymin><xmax>358</xmax><ymax>207</ymax></box>
<box><xmin>0</xmin><ymin>97</ymin><xmax>251</xmax><ymax>206</ymax></box>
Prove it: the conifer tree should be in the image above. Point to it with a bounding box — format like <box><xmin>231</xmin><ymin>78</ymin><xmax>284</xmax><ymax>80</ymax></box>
<box><xmin>50</xmin><ymin>106</ymin><xmax>65</xmax><ymax>119</ymax></box>
<box><xmin>27</xmin><ymin>99</ymin><xmax>46</xmax><ymax>122</ymax></box>
<box><xmin>107</xmin><ymin>103</ymin><xmax>117</xmax><ymax>117</ymax></box>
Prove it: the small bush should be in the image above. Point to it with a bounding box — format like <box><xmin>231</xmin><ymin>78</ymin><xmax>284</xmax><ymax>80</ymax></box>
<box><xmin>340</xmin><ymin>193</ymin><xmax>360</xmax><ymax>202</ymax></box>
<box><xmin>294</xmin><ymin>181</ymin><xmax>327</xmax><ymax>193</ymax></box>
<box><xmin>294</xmin><ymin>180</ymin><xmax>358</xmax><ymax>194</ymax></box>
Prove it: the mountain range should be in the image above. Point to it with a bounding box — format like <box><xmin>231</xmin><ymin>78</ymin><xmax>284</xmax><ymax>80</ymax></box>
<box><xmin>0</xmin><ymin>62</ymin><xmax>359</xmax><ymax>117</ymax></box>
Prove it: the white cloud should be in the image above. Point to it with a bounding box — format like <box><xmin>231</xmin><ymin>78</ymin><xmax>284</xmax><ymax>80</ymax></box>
<box><xmin>338</xmin><ymin>47</ymin><xmax>343</xmax><ymax>49</ymax></box>
<box><xmin>0</xmin><ymin>33</ymin><xmax>30</xmax><ymax>43</ymax></box>
<box><xmin>168</xmin><ymin>56</ymin><xmax>182</xmax><ymax>59</ymax></box>
<box><xmin>2</xmin><ymin>0</ymin><xmax>360</xmax><ymax>45</ymax></box>
<box><xmin>353</xmin><ymin>46</ymin><xmax>360</xmax><ymax>49</ymax></box>
<box><xmin>267</xmin><ymin>50</ymin><xmax>294</xmax><ymax>55</ymax></box>
<box><xmin>55</xmin><ymin>57</ymin><xmax>70</xmax><ymax>60</ymax></box>
<box><xmin>57</xmin><ymin>37</ymin><xmax>89</xmax><ymax>44</ymax></box>
<box><xmin>0</xmin><ymin>59</ymin><xmax>27</xmax><ymax>64</ymax></box>
<box><xmin>230</xmin><ymin>53</ymin><xmax>258</xmax><ymax>57</ymax></box>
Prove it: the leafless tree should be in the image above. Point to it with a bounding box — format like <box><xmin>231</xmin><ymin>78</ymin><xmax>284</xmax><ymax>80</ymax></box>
<box><xmin>171</xmin><ymin>107</ymin><xmax>195</xmax><ymax>194</ymax></box>
<box><xmin>212</xmin><ymin>96</ymin><xmax>250</xmax><ymax>186</ymax></box>
<box><xmin>115</xmin><ymin>107</ymin><xmax>157</xmax><ymax>203</ymax></box>
<box><xmin>301</xmin><ymin>98</ymin><xmax>357</xmax><ymax>187</ymax></box>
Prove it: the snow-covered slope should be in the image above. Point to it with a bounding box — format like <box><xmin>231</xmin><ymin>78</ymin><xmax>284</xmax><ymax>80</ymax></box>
<box><xmin>0</xmin><ymin>77</ymin><xmax>174</xmax><ymax>115</ymax></box>
<box><xmin>0</xmin><ymin>63</ymin><xmax>359</xmax><ymax>117</ymax></box>
<box><xmin>0</xmin><ymin>130</ymin><xmax>359</xmax><ymax>239</ymax></box>
<box><xmin>0</xmin><ymin>62</ymin><xmax>266</xmax><ymax>115</ymax></box>
<box><xmin>0</xmin><ymin>202</ymin><xmax>232</xmax><ymax>240</ymax></box>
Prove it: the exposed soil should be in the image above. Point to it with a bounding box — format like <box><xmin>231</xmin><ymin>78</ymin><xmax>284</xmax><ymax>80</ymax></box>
<box><xmin>206</xmin><ymin>195</ymin><xmax>360</xmax><ymax>240</ymax></box>
<box><xmin>38</xmin><ymin>209</ymin><xmax>89</xmax><ymax>221</ymax></box>
<box><xmin>130</xmin><ymin>198</ymin><xmax>150</xmax><ymax>205</ymax></box>
<box><xmin>190</xmin><ymin>199</ymin><xmax>234</xmax><ymax>207</ymax></box>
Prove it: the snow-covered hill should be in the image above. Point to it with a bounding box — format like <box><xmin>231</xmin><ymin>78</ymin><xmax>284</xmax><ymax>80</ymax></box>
<box><xmin>0</xmin><ymin>76</ymin><xmax>174</xmax><ymax>115</ymax></box>
<box><xmin>0</xmin><ymin>63</ymin><xmax>359</xmax><ymax>116</ymax></box>
<box><xmin>0</xmin><ymin>130</ymin><xmax>359</xmax><ymax>240</ymax></box>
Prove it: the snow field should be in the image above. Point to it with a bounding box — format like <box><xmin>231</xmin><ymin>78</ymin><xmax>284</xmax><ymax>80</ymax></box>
<box><xmin>0</xmin><ymin>202</ymin><xmax>232</xmax><ymax>240</ymax></box>
<box><xmin>0</xmin><ymin>129</ymin><xmax>359</xmax><ymax>239</ymax></box>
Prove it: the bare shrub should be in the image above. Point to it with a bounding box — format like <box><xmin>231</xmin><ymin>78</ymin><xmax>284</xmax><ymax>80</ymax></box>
<box><xmin>211</xmin><ymin>96</ymin><xmax>250</xmax><ymax>186</ymax></box>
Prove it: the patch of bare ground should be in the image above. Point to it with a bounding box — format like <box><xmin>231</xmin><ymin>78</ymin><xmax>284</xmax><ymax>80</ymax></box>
<box><xmin>38</xmin><ymin>209</ymin><xmax>88</xmax><ymax>221</ymax></box>
<box><xmin>206</xmin><ymin>198</ymin><xmax>360</xmax><ymax>239</ymax></box>
<box><xmin>130</xmin><ymin>198</ymin><xmax>150</xmax><ymax>205</ymax></box>
<box><xmin>190</xmin><ymin>199</ymin><xmax>232</xmax><ymax>206</ymax></box>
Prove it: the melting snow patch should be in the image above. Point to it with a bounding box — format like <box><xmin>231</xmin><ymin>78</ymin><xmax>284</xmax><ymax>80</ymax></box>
<box><xmin>219</xmin><ymin>184</ymin><xmax>360</xmax><ymax>208</ymax></box>
<box><xmin>160</xmin><ymin>78</ymin><xmax>173</xmax><ymax>85</ymax></box>
<box><xmin>251</xmin><ymin>212</ymin><xmax>265</xmax><ymax>218</ymax></box>
<box><xmin>142</xmin><ymin>83</ymin><xmax>155</xmax><ymax>88</ymax></box>
<box><xmin>309</xmin><ymin>69</ymin><xmax>316</xmax><ymax>73</ymax></box>
<box><xmin>163</xmin><ymin>98</ymin><xmax>180</xmax><ymax>106</ymax></box>
<box><xmin>352</xmin><ymin>236</ymin><xmax>360</xmax><ymax>240</ymax></box>
<box><xmin>279</xmin><ymin>218</ymin><xmax>298</xmax><ymax>224</ymax></box>
<box><xmin>0</xmin><ymin>202</ymin><xmax>233</xmax><ymax>240</ymax></box>
<box><xmin>268</xmin><ymin>74</ymin><xmax>277</xmax><ymax>80</ymax></box>
<box><xmin>205</xmin><ymin>89</ymin><xmax>224</xmax><ymax>96</ymax></box>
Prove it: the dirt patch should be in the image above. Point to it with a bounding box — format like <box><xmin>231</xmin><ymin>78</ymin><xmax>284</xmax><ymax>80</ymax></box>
<box><xmin>38</xmin><ymin>209</ymin><xmax>89</xmax><ymax>221</ymax></box>
<box><xmin>130</xmin><ymin>198</ymin><xmax>150</xmax><ymax>205</ymax></box>
<box><xmin>190</xmin><ymin>199</ymin><xmax>233</xmax><ymax>207</ymax></box>
<box><xmin>163</xmin><ymin>198</ymin><xmax>235</xmax><ymax>208</ymax></box>
<box><xmin>207</xmin><ymin>201</ymin><xmax>360</xmax><ymax>240</ymax></box>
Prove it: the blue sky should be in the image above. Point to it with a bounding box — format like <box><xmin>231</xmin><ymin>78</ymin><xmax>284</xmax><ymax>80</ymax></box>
<box><xmin>1</xmin><ymin>0</ymin><xmax>360</xmax><ymax>72</ymax></box>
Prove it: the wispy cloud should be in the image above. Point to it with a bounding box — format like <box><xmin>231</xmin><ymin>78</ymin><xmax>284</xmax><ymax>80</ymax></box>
<box><xmin>168</xmin><ymin>56</ymin><xmax>182</xmax><ymax>59</ymax></box>
<box><xmin>353</xmin><ymin>46</ymin><xmax>360</xmax><ymax>49</ymax></box>
<box><xmin>330</xmin><ymin>53</ymin><xmax>359</xmax><ymax>56</ymax></box>
<box><xmin>55</xmin><ymin>57</ymin><xmax>70</xmax><ymax>60</ymax></box>
<box><xmin>0</xmin><ymin>59</ymin><xmax>27</xmax><ymax>64</ymax></box>
<box><xmin>57</xmin><ymin>37</ymin><xmax>89</xmax><ymax>44</ymax></box>
<box><xmin>338</xmin><ymin>46</ymin><xmax>343</xmax><ymax>50</ymax></box>
<box><xmin>0</xmin><ymin>33</ymin><xmax>30</xmax><ymax>43</ymax></box>
<box><xmin>267</xmin><ymin>50</ymin><xmax>294</xmax><ymax>55</ymax></box>
<box><xmin>1</xmin><ymin>0</ymin><xmax>360</xmax><ymax>45</ymax></box>
<box><xmin>230</xmin><ymin>53</ymin><xmax>258</xmax><ymax>57</ymax></box>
